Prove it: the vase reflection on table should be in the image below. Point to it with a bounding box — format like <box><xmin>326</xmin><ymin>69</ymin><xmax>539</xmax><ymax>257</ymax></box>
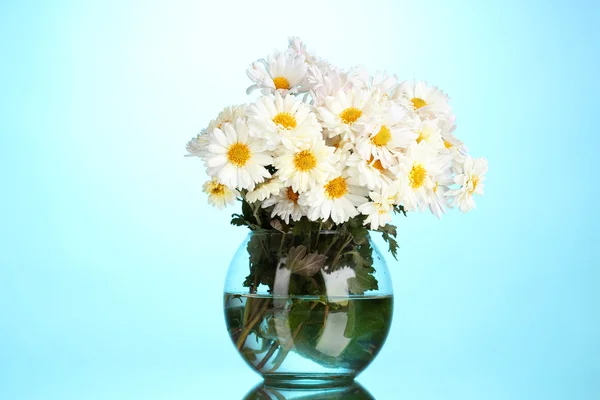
<box><xmin>224</xmin><ymin>231</ymin><xmax>393</xmax><ymax>389</ymax></box>
<box><xmin>243</xmin><ymin>381</ymin><xmax>374</xmax><ymax>399</ymax></box>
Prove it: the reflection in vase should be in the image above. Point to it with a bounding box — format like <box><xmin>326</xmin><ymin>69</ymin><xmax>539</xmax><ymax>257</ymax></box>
<box><xmin>243</xmin><ymin>381</ymin><xmax>374</xmax><ymax>400</ymax></box>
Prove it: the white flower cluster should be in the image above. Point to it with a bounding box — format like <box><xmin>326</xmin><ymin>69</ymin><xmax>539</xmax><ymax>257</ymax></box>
<box><xmin>187</xmin><ymin>38</ymin><xmax>488</xmax><ymax>228</ymax></box>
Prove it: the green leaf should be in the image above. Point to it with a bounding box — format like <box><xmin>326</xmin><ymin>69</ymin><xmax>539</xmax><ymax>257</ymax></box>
<box><xmin>356</xmin><ymin>243</ymin><xmax>374</xmax><ymax>266</ymax></box>
<box><xmin>230</xmin><ymin>211</ymin><xmax>262</xmax><ymax>230</ymax></box>
<box><xmin>349</xmin><ymin>225</ymin><xmax>368</xmax><ymax>238</ymax></box>
<box><xmin>242</xmin><ymin>200</ymin><xmax>257</xmax><ymax>224</ymax></box>
<box><xmin>393</xmin><ymin>204</ymin><xmax>407</xmax><ymax>216</ymax></box>
<box><xmin>347</xmin><ymin>263</ymin><xmax>378</xmax><ymax>295</ymax></box>
<box><xmin>378</xmin><ymin>224</ymin><xmax>399</xmax><ymax>260</ymax></box>
<box><xmin>378</xmin><ymin>224</ymin><xmax>397</xmax><ymax>238</ymax></box>
<box><xmin>386</xmin><ymin>237</ymin><xmax>399</xmax><ymax>260</ymax></box>
<box><xmin>230</xmin><ymin>214</ymin><xmax>247</xmax><ymax>227</ymax></box>
<box><xmin>287</xmin><ymin>245</ymin><xmax>307</xmax><ymax>267</ymax></box>
<box><xmin>287</xmin><ymin>301</ymin><xmax>313</xmax><ymax>331</ymax></box>
<box><xmin>287</xmin><ymin>245</ymin><xmax>327</xmax><ymax>277</ymax></box>
<box><xmin>247</xmin><ymin>234</ymin><xmax>264</xmax><ymax>264</ymax></box>
<box><xmin>344</xmin><ymin>301</ymin><xmax>357</xmax><ymax>338</ymax></box>
<box><xmin>292</xmin><ymin>217</ymin><xmax>312</xmax><ymax>235</ymax></box>
<box><xmin>348</xmin><ymin>218</ymin><xmax>359</xmax><ymax>228</ymax></box>
<box><xmin>352</xmin><ymin>235</ymin><xmax>369</xmax><ymax>246</ymax></box>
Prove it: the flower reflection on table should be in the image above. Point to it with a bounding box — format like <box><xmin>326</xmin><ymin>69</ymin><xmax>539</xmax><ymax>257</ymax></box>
<box><xmin>243</xmin><ymin>381</ymin><xmax>374</xmax><ymax>400</ymax></box>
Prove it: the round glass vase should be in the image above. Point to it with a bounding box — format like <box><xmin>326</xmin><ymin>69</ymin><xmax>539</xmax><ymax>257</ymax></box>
<box><xmin>223</xmin><ymin>230</ymin><xmax>393</xmax><ymax>388</ymax></box>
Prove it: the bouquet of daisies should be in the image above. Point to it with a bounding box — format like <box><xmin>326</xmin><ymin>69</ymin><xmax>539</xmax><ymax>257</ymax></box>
<box><xmin>186</xmin><ymin>37</ymin><xmax>487</xmax><ymax>258</ymax></box>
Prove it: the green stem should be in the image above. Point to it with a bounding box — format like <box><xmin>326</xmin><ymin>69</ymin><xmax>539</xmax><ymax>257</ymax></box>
<box><xmin>242</xmin><ymin>297</ymin><xmax>263</xmax><ymax>328</ymax></box>
<box><xmin>278</xmin><ymin>233</ymin><xmax>286</xmax><ymax>255</ymax></box>
<box><xmin>315</xmin><ymin>221</ymin><xmax>324</xmax><ymax>249</ymax></box>
<box><xmin>322</xmin><ymin>235</ymin><xmax>340</xmax><ymax>256</ymax></box>
<box><xmin>257</xmin><ymin>236</ymin><xmax>269</xmax><ymax>259</ymax></box>
<box><xmin>256</xmin><ymin>341</ymin><xmax>279</xmax><ymax>370</ymax></box>
<box><xmin>252</xmin><ymin>201</ymin><xmax>263</xmax><ymax>227</ymax></box>
<box><xmin>251</xmin><ymin>273</ymin><xmax>259</xmax><ymax>294</ymax></box>
<box><xmin>237</xmin><ymin>298</ymin><xmax>270</xmax><ymax>350</ymax></box>
<box><xmin>331</xmin><ymin>235</ymin><xmax>353</xmax><ymax>268</ymax></box>
<box><xmin>266</xmin><ymin>301</ymin><xmax>319</xmax><ymax>373</ymax></box>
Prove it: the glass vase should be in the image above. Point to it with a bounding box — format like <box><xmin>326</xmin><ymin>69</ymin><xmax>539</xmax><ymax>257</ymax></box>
<box><xmin>223</xmin><ymin>230</ymin><xmax>393</xmax><ymax>388</ymax></box>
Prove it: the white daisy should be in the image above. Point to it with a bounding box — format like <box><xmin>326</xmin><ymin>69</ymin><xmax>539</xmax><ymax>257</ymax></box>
<box><xmin>274</xmin><ymin>138</ymin><xmax>338</xmax><ymax>193</ymax></box>
<box><xmin>325</xmin><ymin>136</ymin><xmax>354</xmax><ymax>166</ymax></box>
<box><xmin>395</xmin><ymin>80</ymin><xmax>452</xmax><ymax>118</ymax></box>
<box><xmin>427</xmin><ymin>170</ymin><xmax>454</xmax><ymax>218</ymax></box>
<box><xmin>263</xmin><ymin>186</ymin><xmax>307</xmax><ymax>224</ymax></box>
<box><xmin>355</xmin><ymin>103</ymin><xmax>416</xmax><ymax>167</ymax></box>
<box><xmin>403</xmin><ymin>115</ymin><xmax>445</xmax><ymax>151</ymax></box>
<box><xmin>317</xmin><ymin>88</ymin><xmax>377</xmax><ymax>141</ymax></box>
<box><xmin>287</xmin><ymin>36</ymin><xmax>320</xmax><ymax>66</ymax></box>
<box><xmin>358</xmin><ymin>190</ymin><xmax>395</xmax><ymax>230</ymax></box>
<box><xmin>207</xmin><ymin>105</ymin><xmax>247</xmax><ymax>132</ymax></box>
<box><xmin>394</xmin><ymin>142</ymin><xmax>451</xmax><ymax>212</ymax></box>
<box><xmin>446</xmin><ymin>156</ymin><xmax>488</xmax><ymax>212</ymax></box>
<box><xmin>438</xmin><ymin>115</ymin><xmax>468</xmax><ymax>156</ymax></box>
<box><xmin>205</xmin><ymin>119</ymin><xmax>272</xmax><ymax>190</ymax></box>
<box><xmin>247</xmin><ymin>92</ymin><xmax>322</xmax><ymax>151</ymax></box>
<box><xmin>246</xmin><ymin>51</ymin><xmax>308</xmax><ymax>96</ymax></box>
<box><xmin>202</xmin><ymin>178</ymin><xmax>239</xmax><ymax>209</ymax></box>
<box><xmin>246</xmin><ymin>174</ymin><xmax>285</xmax><ymax>203</ymax></box>
<box><xmin>185</xmin><ymin>129</ymin><xmax>208</xmax><ymax>158</ymax></box>
<box><xmin>344</xmin><ymin>65</ymin><xmax>371</xmax><ymax>89</ymax></box>
<box><xmin>346</xmin><ymin>153</ymin><xmax>395</xmax><ymax>191</ymax></box>
<box><xmin>370</xmin><ymin>70</ymin><xmax>399</xmax><ymax>98</ymax></box>
<box><xmin>309</xmin><ymin>64</ymin><xmax>370</xmax><ymax>100</ymax></box>
<box><xmin>300</xmin><ymin>170</ymin><xmax>368</xmax><ymax>224</ymax></box>
<box><xmin>349</xmin><ymin>69</ymin><xmax>400</xmax><ymax>107</ymax></box>
<box><xmin>307</xmin><ymin>64</ymin><xmax>350</xmax><ymax>106</ymax></box>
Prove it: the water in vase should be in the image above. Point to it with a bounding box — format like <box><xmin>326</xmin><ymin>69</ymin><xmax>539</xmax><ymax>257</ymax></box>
<box><xmin>224</xmin><ymin>293</ymin><xmax>393</xmax><ymax>384</ymax></box>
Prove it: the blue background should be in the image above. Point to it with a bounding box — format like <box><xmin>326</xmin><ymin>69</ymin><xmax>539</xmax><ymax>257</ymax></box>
<box><xmin>1</xmin><ymin>1</ymin><xmax>599</xmax><ymax>398</ymax></box>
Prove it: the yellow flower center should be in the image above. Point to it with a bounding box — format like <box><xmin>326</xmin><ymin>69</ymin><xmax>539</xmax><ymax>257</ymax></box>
<box><xmin>273</xmin><ymin>76</ymin><xmax>290</xmax><ymax>90</ymax></box>
<box><xmin>286</xmin><ymin>186</ymin><xmax>299</xmax><ymax>204</ymax></box>
<box><xmin>227</xmin><ymin>142</ymin><xmax>251</xmax><ymax>167</ymax></box>
<box><xmin>216</xmin><ymin>119</ymin><xmax>231</xmax><ymax>129</ymax></box>
<box><xmin>371</xmin><ymin>125</ymin><xmax>392</xmax><ymax>146</ymax></box>
<box><xmin>470</xmin><ymin>176</ymin><xmax>480</xmax><ymax>194</ymax></box>
<box><xmin>272</xmin><ymin>112</ymin><xmax>297</xmax><ymax>129</ymax></box>
<box><xmin>211</xmin><ymin>183</ymin><xmax>225</xmax><ymax>196</ymax></box>
<box><xmin>409</xmin><ymin>163</ymin><xmax>427</xmax><ymax>189</ymax></box>
<box><xmin>339</xmin><ymin>107</ymin><xmax>362</xmax><ymax>124</ymax></box>
<box><xmin>324</xmin><ymin>176</ymin><xmax>348</xmax><ymax>199</ymax></box>
<box><xmin>368</xmin><ymin>156</ymin><xmax>385</xmax><ymax>172</ymax></box>
<box><xmin>416</xmin><ymin>131</ymin><xmax>424</xmax><ymax>144</ymax></box>
<box><xmin>293</xmin><ymin>150</ymin><xmax>317</xmax><ymax>171</ymax></box>
<box><xmin>411</xmin><ymin>97</ymin><xmax>427</xmax><ymax>109</ymax></box>
<box><xmin>444</xmin><ymin>140</ymin><xmax>453</xmax><ymax>149</ymax></box>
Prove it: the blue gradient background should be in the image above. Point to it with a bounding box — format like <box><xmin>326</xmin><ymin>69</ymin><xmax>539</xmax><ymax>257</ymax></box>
<box><xmin>1</xmin><ymin>1</ymin><xmax>599</xmax><ymax>399</ymax></box>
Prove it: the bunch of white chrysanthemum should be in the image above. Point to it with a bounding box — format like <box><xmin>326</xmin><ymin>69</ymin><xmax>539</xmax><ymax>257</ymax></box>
<box><xmin>186</xmin><ymin>37</ymin><xmax>488</xmax><ymax>229</ymax></box>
